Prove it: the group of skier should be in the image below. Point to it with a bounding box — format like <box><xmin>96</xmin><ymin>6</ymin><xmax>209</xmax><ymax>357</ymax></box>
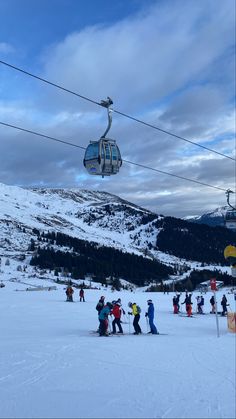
<box><xmin>65</xmin><ymin>285</ymin><xmax>85</xmax><ymax>302</ymax></box>
<box><xmin>172</xmin><ymin>291</ymin><xmax>230</xmax><ymax>316</ymax></box>
<box><xmin>65</xmin><ymin>285</ymin><xmax>231</xmax><ymax>336</ymax></box>
<box><xmin>95</xmin><ymin>297</ymin><xmax>158</xmax><ymax>336</ymax></box>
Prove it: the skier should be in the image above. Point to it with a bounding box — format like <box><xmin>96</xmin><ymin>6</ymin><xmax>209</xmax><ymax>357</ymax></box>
<box><xmin>196</xmin><ymin>296</ymin><xmax>203</xmax><ymax>314</ymax></box>
<box><xmin>221</xmin><ymin>294</ymin><xmax>228</xmax><ymax>316</ymax></box>
<box><xmin>96</xmin><ymin>296</ymin><xmax>105</xmax><ymax>333</ymax></box>
<box><xmin>200</xmin><ymin>295</ymin><xmax>205</xmax><ymax>314</ymax></box>
<box><xmin>98</xmin><ymin>302</ymin><xmax>113</xmax><ymax>336</ymax></box>
<box><xmin>210</xmin><ymin>295</ymin><xmax>215</xmax><ymax>313</ymax></box>
<box><xmin>145</xmin><ymin>300</ymin><xmax>158</xmax><ymax>334</ymax></box>
<box><xmin>181</xmin><ymin>292</ymin><xmax>193</xmax><ymax>317</ymax></box>
<box><xmin>116</xmin><ymin>298</ymin><xmax>126</xmax><ymax>314</ymax></box>
<box><xmin>128</xmin><ymin>302</ymin><xmax>142</xmax><ymax>335</ymax></box>
<box><xmin>65</xmin><ymin>285</ymin><xmax>74</xmax><ymax>302</ymax></box>
<box><xmin>176</xmin><ymin>293</ymin><xmax>181</xmax><ymax>312</ymax></box>
<box><xmin>111</xmin><ymin>301</ymin><xmax>123</xmax><ymax>334</ymax></box>
<box><xmin>173</xmin><ymin>295</ymin><xmax>179</xmax><ymax>314</ymax></box>
<box><xmin>79</xmin><ymin>288</ymin><xmax>85</xmax><ymax>302</ymax></box>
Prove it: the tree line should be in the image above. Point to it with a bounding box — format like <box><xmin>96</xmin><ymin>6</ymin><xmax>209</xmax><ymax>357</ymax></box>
<box><xmin>29</xmin><ymin>231</ymin><xmax>174</xmax><ymax>286</ymax></box>
<box><xmin>153</xmin><ymin>217</ymin><xmax>236</xmax><ymax>264</ymax></box>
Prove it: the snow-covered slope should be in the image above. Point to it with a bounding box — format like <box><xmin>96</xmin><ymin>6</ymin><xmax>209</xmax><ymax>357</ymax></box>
<box><xmin>0</xmin><ymin>183</ymin><xmax>157</xmax><ymax>256</ymax></box>
<box><xmin>0</xmin><ymin>266</ymin><xmax>235</xmax><ymax>419</ymax></box>
<box><xmin>0</xmin><ymin>183</ymin><xmax>232</xmax><ymax>282</ymax></box>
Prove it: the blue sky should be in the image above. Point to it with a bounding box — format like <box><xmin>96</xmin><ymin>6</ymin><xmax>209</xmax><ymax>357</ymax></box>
<box><xmin>0</xmin><ymin>0</ymin><xmax>235</xmax><ymax>217</ymax></box>
<box><xmin>0</xmin><ymin>0</ymin><xmax>152</xmax><ymax>58</ymax></box>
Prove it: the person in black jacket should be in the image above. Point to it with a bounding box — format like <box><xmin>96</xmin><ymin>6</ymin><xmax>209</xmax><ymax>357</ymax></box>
<box><xmin>210</xmin><ymin>295</ymin><xmax>215</xmax><ymax>313</ymax></box>
<box><xmin>181</xmin><ymin>293</ymin><xmax>192</xmax><ymax>317</ymax></box>
<box><xmin>221</xmin><ymin>295</ymin><xmax>228</xmax><ymax>316</ymax></box>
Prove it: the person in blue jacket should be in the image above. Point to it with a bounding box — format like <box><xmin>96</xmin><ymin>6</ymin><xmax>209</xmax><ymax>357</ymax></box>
<box><xmin>145</xmin><ymin>300</ymin><xmax>158</xmax><ymax>334</ymax></box>
<box><xmin>98</xmin><ymin>302</ymin><xmax>113</xmax><ymax>336</ymax></box>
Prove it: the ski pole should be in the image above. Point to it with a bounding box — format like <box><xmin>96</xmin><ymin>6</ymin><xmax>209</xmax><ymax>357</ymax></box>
<box><xmin>108</xmin><ymin>318</ymin><xmax>112</xmax><ymax>334</ymax></box>
<box><xmin>128</xmin><ymin>314</ymin><xmax>131</xmax><ymax>334</ymax></box>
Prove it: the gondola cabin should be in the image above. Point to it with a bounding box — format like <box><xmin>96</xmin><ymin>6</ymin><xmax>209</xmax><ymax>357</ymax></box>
<box><xmin>225</xmin><ymin>210</ymin><xmax>236</xmax><ymax>231</ymax></box>
<box><xmin>83</xmin><ymin>138</ymin><xmax>122</xmax><ymax>177</ymax></box>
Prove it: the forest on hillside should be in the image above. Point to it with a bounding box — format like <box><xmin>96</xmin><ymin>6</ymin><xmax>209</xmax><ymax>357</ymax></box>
<box><xmin>29</xmin><ymin>231</ymin><xmax>173</xmax><ymax>286</ymax></box>
<box><xmin>154</xmin><ymin>217</ymin><xmax>236</xmax><ymax>264</ymax></box>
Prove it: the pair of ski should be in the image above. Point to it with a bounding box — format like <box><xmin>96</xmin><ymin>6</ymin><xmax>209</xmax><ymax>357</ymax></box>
<box><xmin>178</xmin><ymin>313</ymin><xmax>196</xmax><ymax>318</ymax></box>
<box><xmin>90</xmin><ymin>331</ymin><xmax>168</xmax><ymax>336</ymax></box>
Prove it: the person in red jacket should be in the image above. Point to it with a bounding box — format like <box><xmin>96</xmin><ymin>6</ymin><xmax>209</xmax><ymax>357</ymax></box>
<box><xmin>111</xmin><ymin>301</ymin><xmax>123</xmax><ymax>334</ymax></box>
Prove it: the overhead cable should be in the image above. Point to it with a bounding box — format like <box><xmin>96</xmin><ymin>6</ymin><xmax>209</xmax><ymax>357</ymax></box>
<box><xmin>0</xmin><ymin>120</ymin><xmax>227</xmax><ymax>192</ymax></box>
<box><xmin>0</xmin><ymin>59</ymin><xmax>235</xmax><ymax>162</ymax></box>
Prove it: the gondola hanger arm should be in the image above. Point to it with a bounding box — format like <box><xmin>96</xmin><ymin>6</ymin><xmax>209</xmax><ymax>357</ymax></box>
<box><xmin>100</xmin><ymin>97</ymin><xmax>113</xmax><ymax>139</ymax></box>
<box><xmin>226</xmin><ymin>189</ymin><xmax>236</xmax><ymax>210</ymax></box>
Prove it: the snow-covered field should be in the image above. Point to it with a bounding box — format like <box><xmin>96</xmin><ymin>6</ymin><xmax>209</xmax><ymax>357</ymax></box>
<box><xmin>0</xmin><ymin>264</ymin><xmax>235</xmax><ymax>418</ymax></box>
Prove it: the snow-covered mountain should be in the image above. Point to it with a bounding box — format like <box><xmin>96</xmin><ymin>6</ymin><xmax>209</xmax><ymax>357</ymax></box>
<box><xmin>184</xmin><ymin>207</ymin><xmax>227</xmax><ymax>227</ymax></box>
<box><xmin>0</xmin><ymin>182</ymin><xmax>233</xmax><ymax>285</ymax></box>
<box><xmin>0</xmin><ymin>182</ymin><xmax>159</xmax><ymax>257</ymax></box>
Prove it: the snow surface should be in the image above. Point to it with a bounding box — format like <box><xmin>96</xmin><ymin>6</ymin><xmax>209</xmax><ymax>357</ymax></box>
<box><xmin>0</xmin><ymin>259</ymin><xmax>235</xmax><ymax>419</ymax></box>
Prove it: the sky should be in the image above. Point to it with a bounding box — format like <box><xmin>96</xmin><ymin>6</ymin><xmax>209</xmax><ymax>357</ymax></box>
<box><xmin>0</xmin><ymin>0</ymin><xmax>235</xmax><ymax>218</ymax></box>
<box><xmin>0</xmin><ymin>257</ymin><xmax>235</xmax><ymax>418</ymax></box>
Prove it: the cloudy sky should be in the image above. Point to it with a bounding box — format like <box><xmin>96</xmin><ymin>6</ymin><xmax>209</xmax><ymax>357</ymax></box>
<box><xmin>0</xmin><ymin>0</ymin><xmax>235</xmax><ymax>217</ymax></box>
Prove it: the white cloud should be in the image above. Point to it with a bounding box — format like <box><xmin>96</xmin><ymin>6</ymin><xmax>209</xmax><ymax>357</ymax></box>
<box><xmin>0</xmin><ymin>0</ymin><xmax>235</xmax><ymax>217</ymax></box>
<box><xmin>0</xmin><ymin>42</ymin><xmax>14</xmax><ymax>54</ymax></box>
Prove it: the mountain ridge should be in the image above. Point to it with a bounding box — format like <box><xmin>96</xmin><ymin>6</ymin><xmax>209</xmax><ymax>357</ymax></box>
<box><xmin>0</xmin><ymin>182</ymin><xmax>234</xmax><ymax>288</ymax></box>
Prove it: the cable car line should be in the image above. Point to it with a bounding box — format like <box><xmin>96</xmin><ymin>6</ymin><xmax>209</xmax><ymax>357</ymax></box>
<box><xmin>123</xmin><ymin>159</ymin><xmax>226</xmax><ymax>192</ymax></box>
<box><xmin>0</xmin><ymin>59</ymin><xmax>235</xmax><ymax>162</ymax></box>
<box><xmin>0</xmin><ymin>60</ymin><xmax>100</xmax><ymax>108</ymax></box>
<box><xmin>0</xmin><ymin>120</ymin><xmax>227</xmax><ymax>192</ymax></box>
<box><xmin>0</xmin><ymin>121</ymin><xmax>86</xmax><ymax>151</ymax></box>
<box><xmin>113</xmin><ymin>109</ymin><xmax>235</xmax><ymax>162</ymax></box>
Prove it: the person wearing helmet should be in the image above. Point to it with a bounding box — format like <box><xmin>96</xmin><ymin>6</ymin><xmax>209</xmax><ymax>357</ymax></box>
<box><xmin>96</xmin><ymin>296</ymin><xmax>105</xmax><ymax>333</ymax></box>
<box><xmin>116</xmin><ymin>299</ymin><xmax>126</xmax><ymax>316</ymax></box>
<box><xmin>110</xmin><ymin>301</ymin><xmax>123</xmax><ymax>334</ymax></box>
<box><xmin>181</xmin><ymin>292</ymin><xmax>193</xmax><ymax>317</ymax></box>
<box><xmin>128</xmin><ymin>302</ymin><xmax>142</xmax><ymax>335</ymax></box>
<box><xmin>98</xmin><ymin>302</ymin><xmax>113</xmax><ymax>336</ymax></box>
<box><xmin>145</xmin><ymin>300</ymin><xmax>158</xmax><ymax>334</ymax></box>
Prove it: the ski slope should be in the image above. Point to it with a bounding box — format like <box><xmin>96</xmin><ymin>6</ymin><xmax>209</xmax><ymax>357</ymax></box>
<box><xmin>0</xmin><ymin>270</ymin><xmax>235</xmax><ymax>418</ymax></box>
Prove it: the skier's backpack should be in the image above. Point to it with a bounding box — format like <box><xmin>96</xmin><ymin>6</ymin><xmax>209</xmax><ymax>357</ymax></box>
<box><xmin>137</xmin><ymin>305</ymin><xmax>141</xmax><ymax>314</ymax></box>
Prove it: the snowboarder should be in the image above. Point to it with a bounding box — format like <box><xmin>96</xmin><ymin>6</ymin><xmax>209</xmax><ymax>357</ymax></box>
<box><xmin>111</xmin><ymin>301</ymin><xmax>123</xmax><ymax>334</ymax></box>
<box><xmin>99</xmin><ymin>302</ymin><xmax>113</xmax><ymax>336</ymax></box>
<box><xmin>210</xmin><ymin>295</ymin><xmax>215</xmax><ymax>313</ymax></box>
<box><xmin>221</xmin><ymin>294</ymin><xmax>228</xmax><ymax>316</ymax></box>
<box><xmin>145</xmin><ymin>300</ymin><xmax>158</xmax><ymax>334</ymax></box>
<box><xmin>79</xmin><ymin>288</ymin><xmax>85</xmax><ymax>302</ymax></box>
<box><xmin>128</xmin><ymin>302</ymin><xmax>142</xmax><ymax>334</ymax></box>
<box><xmin>65</xmin><ymin>285</ymin><xmax>74</xmax><ymax>302</ymax></box>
